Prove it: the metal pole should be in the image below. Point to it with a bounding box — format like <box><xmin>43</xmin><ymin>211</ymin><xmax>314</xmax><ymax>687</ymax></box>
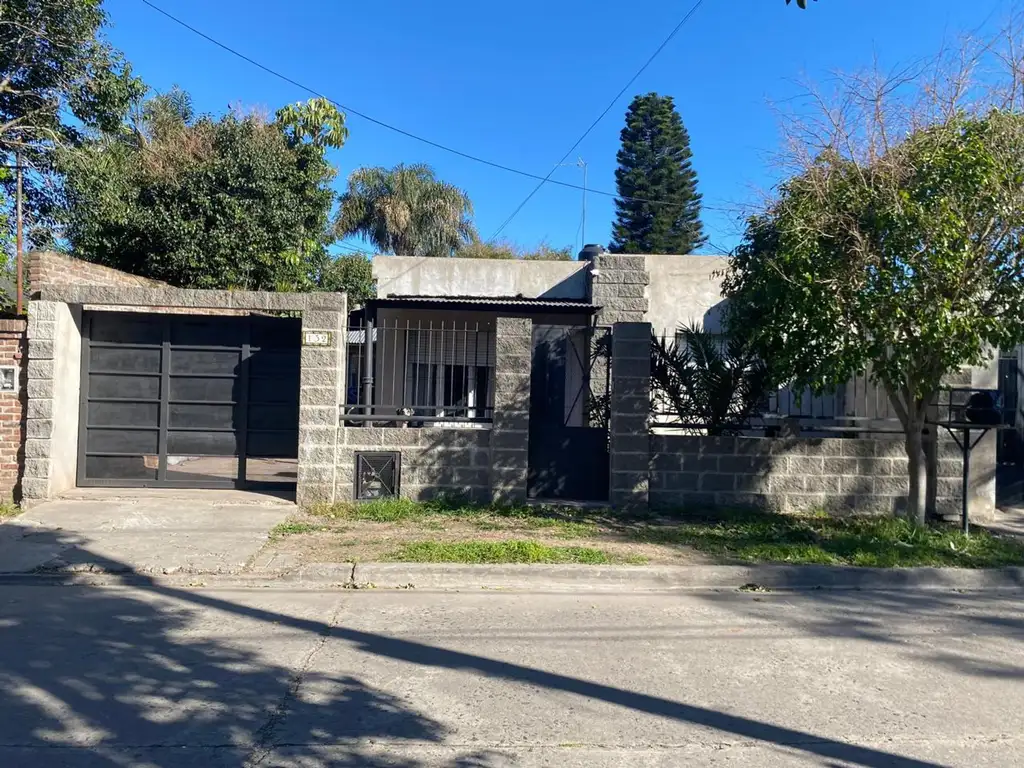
<box><xmin>15</xmin><ymin>150</ymin><xmax>24</xmax><ymax>315</ymax></box>
<box><xmin>580</xmin><ymin>158</ymin><xmax>587</xmax><ymax>247</ymax></box>
<box><xmin>362</xmin><ymin>308</ymin><xmax>374</xmax><ymax>417</ymax></box>
<box><xmin>961</xmin><ymin>427</ymin><xmax>970</xmax><ymax>536</ymax></box>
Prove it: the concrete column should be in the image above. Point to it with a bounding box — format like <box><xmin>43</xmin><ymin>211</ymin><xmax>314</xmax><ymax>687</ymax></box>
<box><xmin>296</xmin><ymin>304</ymin><xmax>346</xmax><ymax>506</ymax></box>
<box><xmin>590</xmin><ymin>254</ymin><xmax>650</xmax><ymax>326</ymax></box>
<box><xmin>610</xmin><ymin>322</ymin><xmax>652</xmax><ymax>511</ymax></box>
<box><xmin>22</xmin><ymin>301</ymin><xmax>82</xmax><ymax>501</ymax></box>
<box><xmin>968</xmin><ymin>350</ymin><xmax>999</xmax><ymax>521</ymax></box>
<box><xmin>490</xmin><ymin>317</ymin><xmax>532</xmax><ymax>505</ymax></box>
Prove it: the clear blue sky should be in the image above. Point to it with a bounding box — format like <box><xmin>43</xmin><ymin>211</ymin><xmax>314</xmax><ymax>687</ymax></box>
<box><xmin>103</xmin><ymin>0</ymin><xmax>1009</xmax><ymax>255</ymax></box>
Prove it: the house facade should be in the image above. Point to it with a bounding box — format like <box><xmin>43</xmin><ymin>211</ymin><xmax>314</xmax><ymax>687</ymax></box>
<box><xmin>0</xmin><ymin>249</ymin><xmax>997</xmax><ymax>520</ymax></box>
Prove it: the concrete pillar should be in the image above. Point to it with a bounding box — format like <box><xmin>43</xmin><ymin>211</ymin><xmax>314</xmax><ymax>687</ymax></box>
<box><xmin>968</xmin><ymin>350</ymin><xmax>999</xmax><ymax>521</ymax></box>
<box><xmin>490</xmin><ymin>317</ymin><xmax>532</xmax><ymax>505</ymax></box>
<box><xmin>296</xmin><ymin>304</ymin><xmax>346</xmax><ymax>506</ymax></box>
<box><xmin>590</xmin><ymin>254</ymin><xmax>650</xmax><ymax>326</ymax></box>
<box><xmin>22</xmin><ymin>301</ymin><xmax>82</xmax><ymax>501</ymax></box>
<box><xmin>610</xmin><ymin>322</ymin><xmax>652</xmax><ymax>511</ymax></box>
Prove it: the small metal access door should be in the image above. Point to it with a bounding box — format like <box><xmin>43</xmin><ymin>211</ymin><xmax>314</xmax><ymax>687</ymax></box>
<box><xmin>78</xmin><ymin>311</ymin><xmax>300</xmax><ymax>489</ymax></box>
<box><xmin>527</xmin><ymin>324</ymin><xmax>611</xmax><ymax>502</ymax></box>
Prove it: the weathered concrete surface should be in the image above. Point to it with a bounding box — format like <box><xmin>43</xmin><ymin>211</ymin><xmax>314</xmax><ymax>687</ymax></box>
<box><xmin>0</xmin><ymin>581</ymin><xmax>1020</xmax><ymax>767</ymax></box>
<box><xmin>0</xmin><ymin>489</ymin><xmax>293</xmax><ymax>574</ymax></box>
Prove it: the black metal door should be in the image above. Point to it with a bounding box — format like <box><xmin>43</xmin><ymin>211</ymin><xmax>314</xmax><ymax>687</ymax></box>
<box><xmin>78</xmin><ymin>311</ymin><xmax>300</xmax><ymax>489</ymax></box>
<box><xmin>527</xmin><ymin>325</ymin><xmax>610</xmax><ymax>502</ymax></box>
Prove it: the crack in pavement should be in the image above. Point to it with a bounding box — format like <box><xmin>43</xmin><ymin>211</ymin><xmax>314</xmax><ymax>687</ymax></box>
<box><xmin>242</xmin><ymin>596</ymin><xmax>347</xmax><ymax>767</ymax></box>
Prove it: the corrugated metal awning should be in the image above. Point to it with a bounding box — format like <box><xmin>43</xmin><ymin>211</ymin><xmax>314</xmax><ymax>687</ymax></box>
<box><xmin>370</xmin><ymin>295</ymin><xmax>598</xmax><ymax>312</ymax></box>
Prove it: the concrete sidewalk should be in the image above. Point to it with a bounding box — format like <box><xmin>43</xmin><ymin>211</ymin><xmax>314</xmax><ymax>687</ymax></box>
<box><xmin>0</xmin><ymin>488</ymin><xmax>294</xmax><ymax>574</ymax></box>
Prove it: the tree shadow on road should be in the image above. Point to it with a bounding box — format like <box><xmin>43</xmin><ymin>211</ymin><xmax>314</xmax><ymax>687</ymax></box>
<box><xmin>2</xmin><ymin>523</ymin><xmax>998</xmax><ymax>768</ymax></box>
<box><xmin>0</xmin><ymin>525</ymin><xmax>506</xmax><ymax>768</ymax></box>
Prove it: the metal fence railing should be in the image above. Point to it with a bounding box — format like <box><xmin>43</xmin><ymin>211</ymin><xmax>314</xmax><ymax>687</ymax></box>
<box><xmin>343</xmin><ymin>319</ymin><xmax>496</xmax><ymax>425</ymax></box>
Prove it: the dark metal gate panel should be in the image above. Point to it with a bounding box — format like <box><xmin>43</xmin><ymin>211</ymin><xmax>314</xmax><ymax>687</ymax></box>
<box><xmin>527</xmin><ymin>325</ymin><xmax>610</xmax><ymax>502</ymax></box>
<box><xmin>78</xmin><ymin>311</ymin><xmax>300</xmax><ymax>489</ymax></box>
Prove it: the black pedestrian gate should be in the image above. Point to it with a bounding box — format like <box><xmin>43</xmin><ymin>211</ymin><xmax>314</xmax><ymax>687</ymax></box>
<box><xmin>78</xmin><ymin>311</ymin><xmax>300</xmax><ymax>489</ymax></box>
<box><xmin>527</xmin><ymin>324</ymin><xmax>611</xmax><ymax>502</ymax></box>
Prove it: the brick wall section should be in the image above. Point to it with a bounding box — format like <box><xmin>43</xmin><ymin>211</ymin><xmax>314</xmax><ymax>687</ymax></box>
<box><xmin>650</xmin><ymin>435</ymin><xmax>966</xmax><ymax>516</ymax></box>
<box><xmin>591</xmin><ymin>254</ymin><xmax>649</xmax><ymax>325</ymax></box>
<box><xmin>610</xmin><ymin>322</ymin><xmax>652</xmax><ymax>509</ymax></box>
<box><xmin>0</xmin><ymin>319</ymin><xmax>27</xmax><ymax>500</ymax></box>
<box><xmin>337</xmin><ymin>427</ymin><xmax>491</xmax><ymax>504</ymax></box>
<box><xmin>490</xmin><ymin>317</ymin><xmax>532</xmax><ymax>504</ymax></box>
<box><xmin>296</xmin><ymin>307</ymin><xmax>346</xmax><ymax>506</ymax></box>
<box><xmin>29</xmin><ymin>251</ymin><xmax>165</xmax><ymax>294</ymax></box>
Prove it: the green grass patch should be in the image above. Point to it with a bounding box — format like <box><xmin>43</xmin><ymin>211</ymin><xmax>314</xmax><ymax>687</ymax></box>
<box><xmin>308</xmin><ymin>498</ymin><xmax>601</xmax><ymax>538</ymax></box>
<box><xmin>0</xmin><ymin>500</ymin><xmax>20</xmax><ymax>519</ymax></box>
<box><xmin>270</xmin><ymin>520</ymin><xmax>332</xmax><ymax>538</ymax></box>
<box><xmin>384</xmin><ymin>539</ymin><xmax>619</xmax><ymax>564</ymax></box>
<box><xmin>634</xmin><ymin>509</ymin><xmax>1024</xmax><ymax>568</ymax></box>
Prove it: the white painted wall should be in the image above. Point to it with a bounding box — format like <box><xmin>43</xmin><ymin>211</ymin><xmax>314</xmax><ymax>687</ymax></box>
<box><xmin>49</xmin><ymin>303</ymin><xmax>82</xmax><ymax>495</ymax></box>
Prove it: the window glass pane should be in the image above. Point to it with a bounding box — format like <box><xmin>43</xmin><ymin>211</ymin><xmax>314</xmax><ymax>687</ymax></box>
<box><xmin>85</xmin><ymin>456</ymin><xmax>157</xmax><ymax>480</ymax></box>
<box><xmin>87</xmin><ymin>429</ymin><xmax>159</xmax><ymax>454</ymax></box>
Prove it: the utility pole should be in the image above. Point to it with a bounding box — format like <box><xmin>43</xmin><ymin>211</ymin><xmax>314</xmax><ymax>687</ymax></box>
<box><xmin>577</xmin><ymin>157</ymin><xmax>588</xmax><ymax>247</ymax></box>
<box><xmin>15</xmin><ymin>150</ymin><xmax>23</xmax><ymax>316</ymax></box>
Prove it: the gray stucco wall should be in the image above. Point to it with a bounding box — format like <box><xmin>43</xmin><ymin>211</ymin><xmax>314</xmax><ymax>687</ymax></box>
<box><xmin>644</xmin><ymin>254</ymin><xmax>729</xmax><ymax>337</ymax></box>
<box><xmin>374</xmin><ymin>256</ymin><xmax>589</xmax><ymax>299</ymax></box>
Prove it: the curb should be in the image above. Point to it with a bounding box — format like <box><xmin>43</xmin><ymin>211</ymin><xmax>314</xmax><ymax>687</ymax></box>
<box><xmin>347</xmin><ymin>563</ymin><xmax>1024</xmax><ymax>592</ymax></box>
<box><xmin>1</xmin><ymin>563</ymin><xmax>1022</xmax><ymax>592</ymax></box>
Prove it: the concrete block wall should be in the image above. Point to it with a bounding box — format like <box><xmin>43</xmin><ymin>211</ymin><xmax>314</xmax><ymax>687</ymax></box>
<box><xmin>0</xmin><ymin>319</ymin><xmax>27</xmax><ymax>501</ymax></box>
<box><xmin>649</xmin><ymin>435</ymin><xmax>967</xmax><ymax>516</ymax></box>
<box><xmin>297</xmin><ymin>307</ymin><xmax>347</xmax><ymax>506</ymax></box>
<box><xmin>610</xmin><ymin>323</ymin><xmax>652</xmax><ymax>509</ymax></box>
<box><xmin>489</xmin><ymin>317</ymin><xmax>532</xmax><ymax>504</ymax></box>
<box><xmin>590</xmin><ymin>254</ymin><xmax>649</xmax><ymax>325</ymax></box>
<box><xmin>337</xmin><ymin>427</ymin><xmax>492</xmax><ymax>504</ymax></box>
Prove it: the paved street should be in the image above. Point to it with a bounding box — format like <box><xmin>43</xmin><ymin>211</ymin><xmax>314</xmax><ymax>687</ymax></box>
<box><xmin>0</xmin><ymin>577</ymin><xmax>1021</xmax><ymax>767</ymax></box>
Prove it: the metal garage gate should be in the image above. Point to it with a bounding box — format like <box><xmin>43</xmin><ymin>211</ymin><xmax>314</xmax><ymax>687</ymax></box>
<box><xmin>78</xmin><ymin>311</ymin><xmax>301</xmax><ymax>489</ymax></box>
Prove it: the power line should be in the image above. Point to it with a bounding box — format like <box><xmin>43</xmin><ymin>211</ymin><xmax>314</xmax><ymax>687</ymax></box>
<box><xmin>488</xmin><ymin>0</ymin><xmax>706</xmax><ymax>240</ymax></box>
<box><xmin>136</xmin><ymin>0</ymin><xmax>732</xmax><ymax>216</ymax></box>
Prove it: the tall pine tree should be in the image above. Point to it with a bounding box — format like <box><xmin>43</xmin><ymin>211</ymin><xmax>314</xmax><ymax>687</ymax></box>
<box><xmin>609</xmin><ymin>93</ymin><xmax>705</xmax><ymax>254</ymax></box>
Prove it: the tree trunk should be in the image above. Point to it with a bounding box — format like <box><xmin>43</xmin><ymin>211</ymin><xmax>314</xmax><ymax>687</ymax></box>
<box><xmin>905</xmin><ymin>424</ymin><xmax>927</xmax><ymax>525</ymax></box>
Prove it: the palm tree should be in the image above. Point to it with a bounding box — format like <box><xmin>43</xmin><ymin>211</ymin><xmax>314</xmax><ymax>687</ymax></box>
<box><xmin>335</xmin><ymin>164</ymin><xmax>476</xmax><ymax>257</ymax></box>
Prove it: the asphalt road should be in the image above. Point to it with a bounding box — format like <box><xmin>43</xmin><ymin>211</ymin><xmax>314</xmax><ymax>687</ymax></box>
<box><xmin>0</xmin><ymin>581</ymin><xmax>1021</xmax><ymax>767</ymax></box>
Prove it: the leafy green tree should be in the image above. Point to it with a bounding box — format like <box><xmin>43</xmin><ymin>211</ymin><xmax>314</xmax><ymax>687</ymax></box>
<box><xmin>335</xmin><ymin>164</ymin><xmax>475</xmax><ymax>257</ymax></box>
<box><xmin>725</xmin><ymin>112</ymin><xmax>1024</xmax><ymax>523</ymax></box>
<box><xmin>459</xmin><ymin>238</ymin><xmax>572</xmax><ymax>260</ymax></box>
<box><xmin>609</xmin><ymin>93</ymin><xmax>705</xmax><ymax>254</ymax></box>
<box><xmin>57</xmin><ymin>93</ymin><xmax>346</xmax><ymax>290</ymax></box>
<box><xmin>1</xmin><ymin>0</ymin><xmax>143</xmax><ymax>245</ymax></box>
<box><xmin>651</xmin><ymin>324</ymin><xmax>772</xmax><ymax>436</ymax></box>
<box><xmin>317</xmin><ymin>252</ymin><xmax>376</xmax><ymax>307</ymax></box>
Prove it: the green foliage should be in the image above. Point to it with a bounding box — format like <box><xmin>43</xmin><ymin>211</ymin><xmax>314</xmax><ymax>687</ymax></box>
<box><xmin>384</xmin><ymin>540</ymin><xmax>618</xmax><ymax>564</ymax></box>
<box><xmin>57</xmin><ymin>92</ymin><xmax>347</xmax><ymax>290</ymax></box>
<box><xmin>317</xmin><ymin>252</ymin><xmax>376</xmax><ymax>306</ymax></box>
<box><xmin>610</xmin><ymin>93</ymin><xmax>705</xmax><ymax>254</ymax></box>
<box><xmin>634</xmin><ymin>509</ymin><xmax>1024</xmax><ymax>568</ymax></box>
<box><xmin>335</xmin><ymin>163</ymin><xmax>476</xmax><ymax>257</ymax></box>
<box><xmin>0</xmin><ymin>0</ymin><xmax>144</xmax><ymax>245</ymax></box>
<box><xmin>275</xmin><ymin>97</ymin><xmax>348</xmax><ymax>150</ymax></box>
<box><xmin>459</xmin><ymin>238</ymin><xmax>573</xmax><ymax>261</ymax></box>
<box><xmin>651</xmin><ymin>324</ymin><xmax>772</xmax><ymax>435</ymax></box>
<box><xmin>726</xmin><ymin>113</ymin><xmax>1024</xmax><ymax>412</ymax></box>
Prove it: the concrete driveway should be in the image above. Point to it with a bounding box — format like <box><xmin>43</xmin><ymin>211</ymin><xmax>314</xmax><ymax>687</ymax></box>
<box><xmin>0</xmin><ymin>489</ymin><xmax>293</xmax><ymax>575</ymax></box>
